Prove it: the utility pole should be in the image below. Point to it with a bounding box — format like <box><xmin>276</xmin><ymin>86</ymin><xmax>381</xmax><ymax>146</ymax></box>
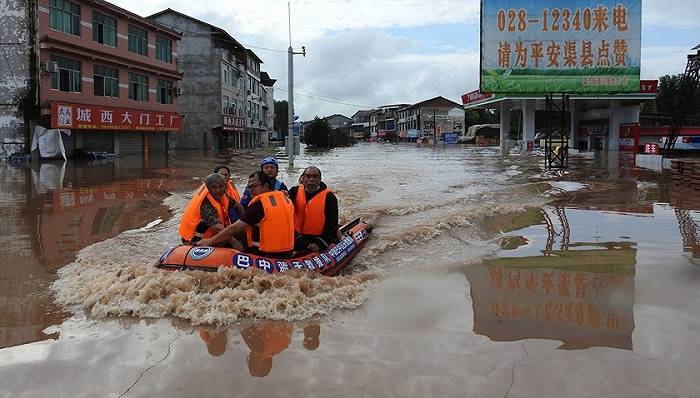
<box><xmin>286</xmin><ymin>1</ymin><xmax>305</xmax><ymax>165</ymax></box>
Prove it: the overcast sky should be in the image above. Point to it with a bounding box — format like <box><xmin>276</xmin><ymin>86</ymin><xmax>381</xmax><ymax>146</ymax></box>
<box><xmin>122</xmin><ymin>0</ymin><xmax>700</xmax><ymax>120</ymax></box>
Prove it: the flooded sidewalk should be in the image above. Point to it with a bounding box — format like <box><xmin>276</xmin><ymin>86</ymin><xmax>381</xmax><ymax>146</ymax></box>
<box><xmin>1</xmin><ymin>145</ymin><xmax>699</xmax><ymax>397</ymax></box>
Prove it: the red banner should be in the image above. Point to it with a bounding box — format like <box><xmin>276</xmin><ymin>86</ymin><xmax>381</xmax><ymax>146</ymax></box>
<box><xmin>51</xmin><ymin>102</ymin><xmax>182</xmax><ymax>132</ymax></box>
<box><xmin>222</xmin><ymin>115</ymin><xmax>245</xmax><ymax>131</ymax></box>
<box><xmin>461</xmin><ymin>89</ymin><xmax>494</xmax><ymax>105</ymax></box>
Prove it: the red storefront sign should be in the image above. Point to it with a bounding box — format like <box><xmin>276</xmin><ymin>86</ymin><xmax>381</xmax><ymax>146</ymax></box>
<box><xmin>639</xmin><ymin>80</ymin><xmax>658</xmax><ymax>94</ymax></box>
<box><xmin>619</xmin><ymin>123</ymin><xmax>640</xmax><ymax>153</ymax></box>
<box><xmin>461</xmin><ymin>89</ymin><xmax>493</xmax><ymax>105</ymax></box>
<box><xmin>51</xmin><ymin>102</ymin><xmax>182</xmax><ymax>132</ymax></box>
<box><xmin>222</xmin><ymin>115</ymin><xmax>245</xmax><ymax>131</ymax></box>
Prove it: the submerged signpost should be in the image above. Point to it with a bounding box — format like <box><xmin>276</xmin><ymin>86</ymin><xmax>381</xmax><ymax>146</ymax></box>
<box><xmin>479</xmin><ymin>0</ymin><xmax>642</xmax><ymax>168</ymax></box>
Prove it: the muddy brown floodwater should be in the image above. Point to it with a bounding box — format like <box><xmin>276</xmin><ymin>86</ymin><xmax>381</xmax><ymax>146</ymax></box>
<box><xmin>1</xmin><ymin>144</ymin><xmax>699</xmax><ymax>397</ymax></box>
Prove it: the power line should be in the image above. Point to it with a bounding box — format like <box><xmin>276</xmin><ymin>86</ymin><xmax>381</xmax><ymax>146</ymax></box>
<box><xmin>241</xmin><ymin>44</ymin><xmax>288</xmax><ymax>53</ymax></box>
<box><xmin>275</xmin><ymin>87</ymin><xmax>376</xmax><ymax>108</ymax></box>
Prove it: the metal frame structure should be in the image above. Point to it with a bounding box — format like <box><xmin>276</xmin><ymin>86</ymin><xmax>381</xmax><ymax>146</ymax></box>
<box><xmin>663</xmin><ymin>45</ymin><xmax>700</xmax><ymax>155</ymax></box>
<box><xmin>544</xmin><ymin>94</ymin><xmax>570</xmax><ymax>169</ymax></box>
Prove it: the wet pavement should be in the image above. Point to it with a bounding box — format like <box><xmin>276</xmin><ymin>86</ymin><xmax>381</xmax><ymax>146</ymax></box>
<box><xmin>0</xmin><ymin>144</ymin><xmax>699</xmax><ymax>397</ymax></box>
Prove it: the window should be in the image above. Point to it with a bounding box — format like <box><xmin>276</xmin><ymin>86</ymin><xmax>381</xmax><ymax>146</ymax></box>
<box><xmin>223</xmin><ymin>65</ymin><xmax>230</xmax><ymax>85</ymax></box>
<box><xmin>157</xmin><ymin>79</ymin><xmax>173</xmax><ymax>104</ymax></box>
<box><xmin>128</xmin><ymin>25</ymin><xmax>148</xmax><ymax>56</ymax></box>
<box><xmin>92</xmin><ymin>12</ymin><xmax>116</xmax><ymax>46</ymax></box>
<box><xmin>50</xmin><ymin>55</ymin><xmax>81</xmax><ymax>92</ymax></box>
<box><xmin>230</xmin><ymin>99</ymin><xmax>237</xmax><ymax>115</ymax></box>
<box><xmin>155</xmin><ymin>35</ymin><xmax>172</xmax><ymax>63</ymax></box>
<box><xmin>49</xmin><ymin>0</ymin><xmax>80</xmax><ymax>36</ymax></box>
<box><xmin>94</xmin><ymin>65</ymin><xmax>118</xmax><ymax>97</ymax></box>
<box><xmin>128</xmin><ymin>72</ymin><xmax>148</xmax><ymax>101</ymax></box>
<box><xmin>222</xmin><ymin>95</ymin><xmax>229</xmax><ymax>114</ymax></box>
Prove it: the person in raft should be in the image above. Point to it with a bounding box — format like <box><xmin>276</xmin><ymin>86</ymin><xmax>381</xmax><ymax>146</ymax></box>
<box><xmin>288</xmin><ymin>166</ymin><xmax>339</xmax><ymax>253</ymax></box>
<box><xmin>197</xmin><ymin>171</ymin><xmax>295</xmax><ymax>257</ymax></box>
<box><xmin>179</xmin><ymin>173</ymin><xmax>244</xmax><ymax>249</ymax></box>
<box><xmin>239</xmin><ymin>156</ymin><xmax>288</xmax><ymax>207</ymax></box>
<box><xmin>214</xmin><ymin>164</ymin><xmax>245</xmax><ymax>223</ymax></box>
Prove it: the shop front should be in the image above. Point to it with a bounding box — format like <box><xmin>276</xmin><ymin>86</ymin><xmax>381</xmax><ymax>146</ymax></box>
<box><xmin>49</xmin><ymin>102</ymin><xmax>182</xmax><ymax>157</ymax></box>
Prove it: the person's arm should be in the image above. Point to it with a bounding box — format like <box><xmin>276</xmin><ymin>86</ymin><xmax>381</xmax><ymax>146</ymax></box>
<box><xmin>321</xmin><ymin>193</ymin><xmax>339</xmax><ymax>244</ymax></box>
<box><xmin>233</xmin><ymin>200</ymin><xmax>245</xmax><ymax>219</ymax></box>
<box><xmin>198</xmin><ymin>220</ymin><xmax>249</xmax><ymax>246</ymax></box>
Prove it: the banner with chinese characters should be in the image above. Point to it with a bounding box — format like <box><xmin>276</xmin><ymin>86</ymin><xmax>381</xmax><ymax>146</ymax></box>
<box><xmin>480</xmin><ymin>0</ymin><xmax>641</xmax><ymax>94</ymax></box>
<box><xmin>222</xmin><ymin>115</ymin><xmax>245</xmax><ymax>131</ymax></box>
<box><xmin>51</xmin><ymin>102</ymin><xmax>182</xmax><ymax>132</ymax></box>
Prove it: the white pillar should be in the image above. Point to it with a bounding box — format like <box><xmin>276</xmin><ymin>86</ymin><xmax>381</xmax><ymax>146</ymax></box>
<box><xmin>608</xmin><ymin>100</ymin><xmax>621</xmax><ymax>151</ymax></box>
<box><xmin>499</xmin><ymin>101</ymin><xmax>510</xmax><ymax>155</ymax></box>
<box><xmin>569</xmin><ymin>100</ymin><xmax>578</xmax><ymax>149</ymax></box>
<box><xmin>522</xmin><ymin>100</ymin><xmax>535</xmax><ymax>152</ymax></box>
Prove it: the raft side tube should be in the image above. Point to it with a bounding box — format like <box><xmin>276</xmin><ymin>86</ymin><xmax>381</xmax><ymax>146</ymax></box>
<box><xmin>156</xmin><ymin>220</ymin><xmax>372</xmax><ymax>276</ymax></box>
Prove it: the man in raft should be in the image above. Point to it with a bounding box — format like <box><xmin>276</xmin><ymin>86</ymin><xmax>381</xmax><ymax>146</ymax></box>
<box><xmin>288</xmin><ymin>166</ymin><xmax>339</xmax><ymax>253</ymax></box>
<box><xmin>240</xmin><ymin>156</ymin><xmax>288</xmax><ymax>207</ymax></box>
<box><xmin>197</xmin><ymin>171</ymin><xmax>295</xmax><ymax>257</ymax></box>
<box><xmin>179</xmin><ymin>173</ymin><xmax>244</xmax><ymax>249</ymax></box>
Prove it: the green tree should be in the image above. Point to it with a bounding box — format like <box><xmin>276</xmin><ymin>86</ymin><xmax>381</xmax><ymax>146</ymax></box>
<box><xmin>274</xmin><ymin>100</ymin><xmax>289</xmax><ymax>138</ymax></box>
<box><xmin>303</xmin><ymin>117</ymin><xmax>353</xmax><ymax>147</ymax></box>
<box><xmin>465</xmin><ymin>109</ymin><xmax>480</xmax><ymax>127</ymax></box>
<box><xmin>656</xmin><ymin>74</ymin><xmax>700</xmax><ymax>118</ymax></box>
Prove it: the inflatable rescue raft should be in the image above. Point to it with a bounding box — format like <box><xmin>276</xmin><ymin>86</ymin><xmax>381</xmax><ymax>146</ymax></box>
<box><xmin>156</xmin><ymin>219</ymin><xmax>372</xmax><ymax>276</ymax></box>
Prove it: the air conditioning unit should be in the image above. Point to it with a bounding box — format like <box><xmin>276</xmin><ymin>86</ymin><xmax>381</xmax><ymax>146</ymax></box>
<box><xmin>175</xmin><ymin>87</ymin><xmax>184</xmax><ymax>96</ymax></box>
<box><xmin>40</xmin><ymin>61</ymin><xmax>58</xmax><ymax>74</ymax></box>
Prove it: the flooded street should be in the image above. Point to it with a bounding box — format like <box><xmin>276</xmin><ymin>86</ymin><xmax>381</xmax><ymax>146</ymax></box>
<box><xmin>1</xmin><ymin>143</ymin><xmax>699</xmax><ymax>397</ymax></box>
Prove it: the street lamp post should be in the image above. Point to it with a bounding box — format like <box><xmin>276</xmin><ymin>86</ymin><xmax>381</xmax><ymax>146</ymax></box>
<box><xmin>286</xmin><ymin>1</ymin><xmax>305</xmax><ymax>166</ymax></box>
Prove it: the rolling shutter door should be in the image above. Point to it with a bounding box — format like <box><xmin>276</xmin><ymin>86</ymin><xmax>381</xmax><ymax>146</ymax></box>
<box><xmin>118</xmin><ymin>132</ymin><xmax>143</xmax><ymax>155</ymax></box>
<box><xmin>148</xmin><ymin>133</ymin><xmax>167</xmax><ymax>153</ymax></box>
<box><xmin>81</xmin><ymin>132</ymin><xmax>114</xmax><ymax>152</ymax></box>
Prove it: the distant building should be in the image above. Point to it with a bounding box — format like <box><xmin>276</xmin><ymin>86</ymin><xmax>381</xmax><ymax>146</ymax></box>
<box><xmin>397</xmin><ymin>96</ymin><xmax>462</xmax><ymax>142</ymax></box>
<box><xmin>351</xmin><ymin>109</ymin><xmax>373</xmax><ymax>139</ymax></box>
<box><xmin>370</xmin><ymin>104</ymin><xmax>408</xmax><ymax>141</ymax></box>
<box><xmin>260</xmin><ymin>72</ymin><xmax>276</xmax><ymax>147</ymax></box>
<box><xmin>323</xmin><ymin>114</ymin><xmax>352</xmax><ymax>129</ymax></box>
<box><xmin>148</xmin><ymin>8</ymin><xmax>269</xmax><ymax>150</ymax></box>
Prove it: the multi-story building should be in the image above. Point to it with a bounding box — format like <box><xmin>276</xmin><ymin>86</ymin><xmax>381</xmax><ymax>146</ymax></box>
<box><xmin>260</xmin><ymin>72</ymin><xmax>276</xmax><ymax>146</ymax></box>
<box><xmin>397</xmin><ymin>96</ymin><xmax>462</xmax><ymax>142</ymax></box>
<box><xmin>243</xmin><ymin>49</ymin><xmax>265</xmax><ymax>148</ymax></box>
<box><xmin>369</xmin><ymin>104</ymin><xmax>407</xmax><ymax>141</ymax></box>
<box><xmin>37</xmin><ymin>0</ymin><xmax>182</xmax><ymax>156</ymax></box>
<box><xmin>351</xmin><ymin>110</ymin><xmax>373</xmax><ymax>139</ymax></box>
<box><xmin>149</xmin><ymin>9</ymin><xmax>267</xmax><ymax>150</ymax></box>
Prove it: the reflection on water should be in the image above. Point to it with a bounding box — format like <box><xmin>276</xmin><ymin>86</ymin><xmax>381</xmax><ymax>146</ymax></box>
<box><xmin>470</xmin><ymin>201</ymin><xmax>640</xmax><ymax>350</ymax></box>
<box><xmin>0</xmin><ymin>156</ymin><xmax>176</xmax><ymax>349</ymax></box>
<box><xmin>468</xmin><ymin>243</ymin><xmax>637</xmax><ymax>350</ymax></box>
<box><xmin>198</xmin><ymin>321</ymin><xmax>320</xmax><ymax>377</ymax></box>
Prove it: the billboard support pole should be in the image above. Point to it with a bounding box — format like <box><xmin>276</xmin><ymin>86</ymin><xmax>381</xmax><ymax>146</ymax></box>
<box><xmin>544</xmin><ymin>93</ymin><xmax>569</xmax><ymax>170</ymax></box>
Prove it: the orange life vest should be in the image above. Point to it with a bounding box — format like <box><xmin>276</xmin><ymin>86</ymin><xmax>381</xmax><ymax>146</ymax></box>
<box><xmin>294</xmin><ymin>185</ymin><xmax>331</xmax><ymax>236</ymax></box>
<box><xmin>178</xmin><ymin>184</ymin><xmax>230</xmax><ymax>241</ymax></box>
<box><xmin>246</xmin><ymin>191</ymin><xmax>294</xmax><ymax>253</ymax></box>
<box><xmin>226</xmin><ymin>181</ymin><xmax>241</xmax><ymax>202</ymax></box>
